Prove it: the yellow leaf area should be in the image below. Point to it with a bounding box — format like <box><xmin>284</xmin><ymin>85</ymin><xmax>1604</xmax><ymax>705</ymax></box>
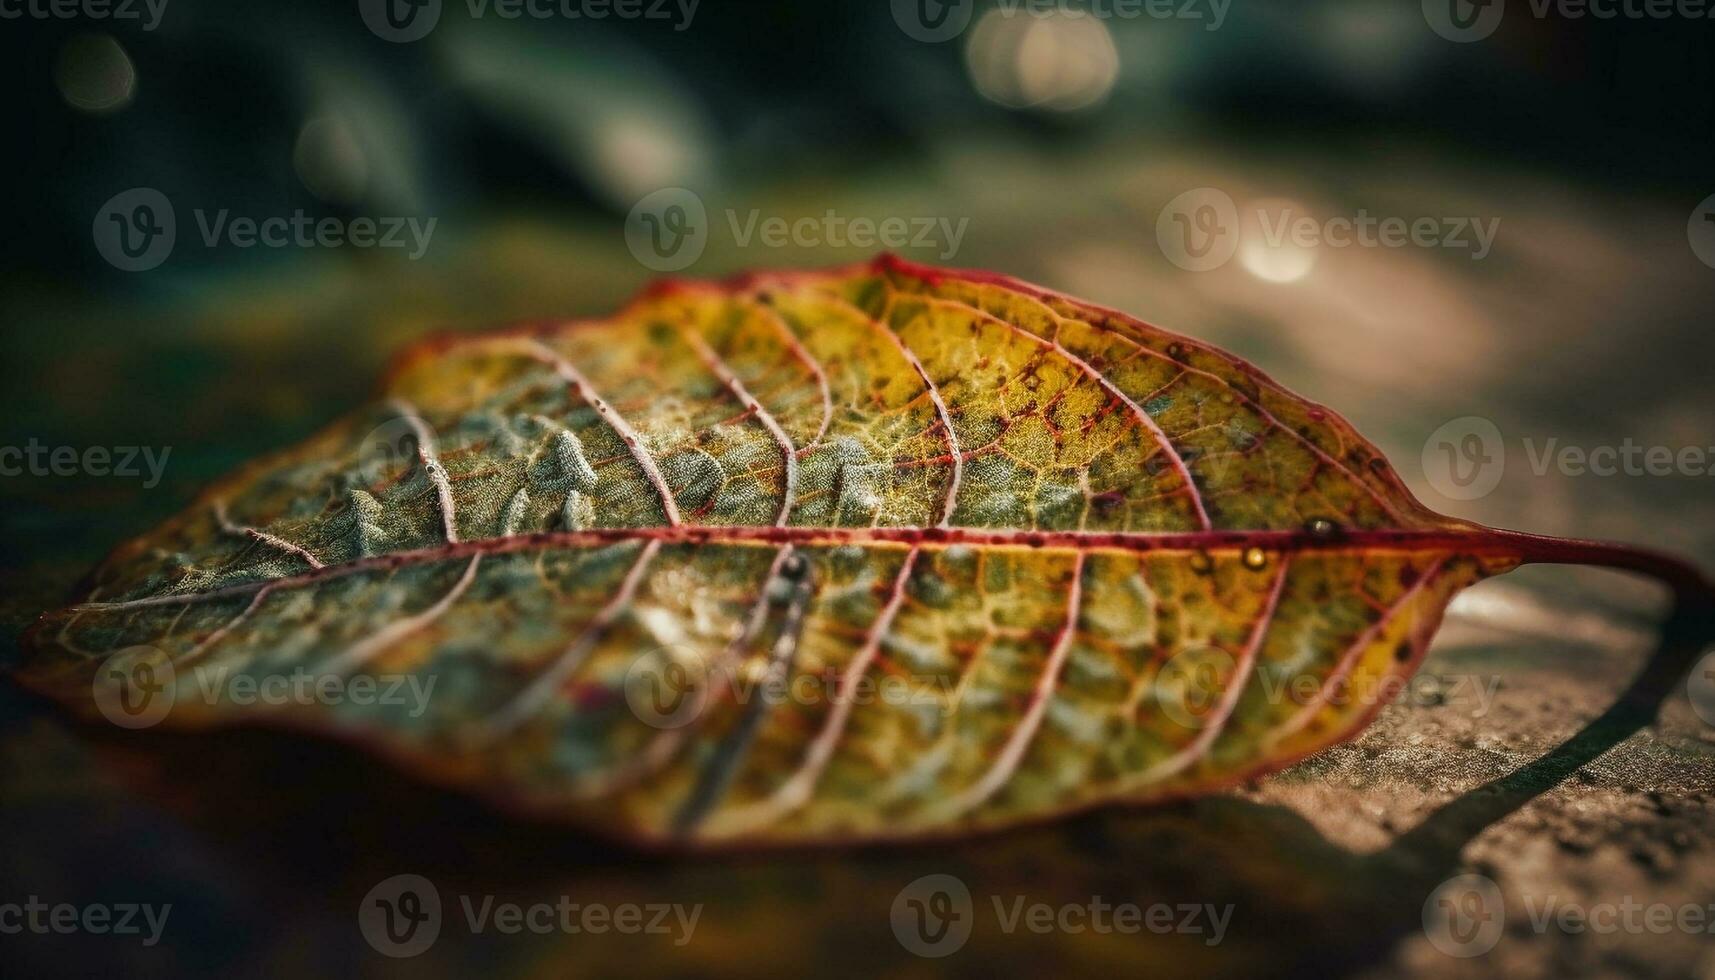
<box><xmin>18</xmin><ymin>257</ymin><xmax>1515</xmax><ymax>845</ymax></box>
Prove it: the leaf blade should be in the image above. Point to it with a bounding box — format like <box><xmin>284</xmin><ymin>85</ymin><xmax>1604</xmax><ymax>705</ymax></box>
<box><xmin>19</xmin><ymin>256</ymin><xmax>1526</xmax><ymax>846</ymax></box>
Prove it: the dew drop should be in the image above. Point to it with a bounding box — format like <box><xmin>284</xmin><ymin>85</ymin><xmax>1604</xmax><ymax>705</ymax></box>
<box><xmin>1243</xmin><ymin>546</ymin><xmax>1268</xmax><ymax>570</ymax></box>
<box><xmin>1188</xmin><ymin>551</ymin><xmax>1213</xmax><ymax>575</ymax></box>
<box><xmin>1305</xmin><ymin>517</ymin><xmax>1340</xmax><ymax>540</ymax></box>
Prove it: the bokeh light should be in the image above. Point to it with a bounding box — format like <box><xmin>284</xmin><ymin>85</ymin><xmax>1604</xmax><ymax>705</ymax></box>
<box><xmin>1239</xmin><ymin>198</ymin><xmax>1318</xmax><ymax>283</ymax></box>
<box><xmin>294</xmin><ymin>115</ymin><xmax>371</xmax><ymax>206</ymax></box>
<box><xmin>965</xmin><ymin>10</ymin><xmax>1119</xmax><ymax>113</ymax></box>
<box><xmin>54</xmin><ymin>34</ymin><xmax>135</xmax><ymax>114</ymax></box>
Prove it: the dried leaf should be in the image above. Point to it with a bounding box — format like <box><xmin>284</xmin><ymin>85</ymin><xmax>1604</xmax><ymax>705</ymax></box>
<box><xmin>16</xmin><ymin>256</ymin><xmax>1707</xmax><ymax>846</ymax></box>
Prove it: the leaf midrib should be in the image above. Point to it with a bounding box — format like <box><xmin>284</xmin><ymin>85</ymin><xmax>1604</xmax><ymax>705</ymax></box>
<box><xmin>77</xmin><ymin>525</ymin><xmax>1519</xmax><ymax>613</ymax></box>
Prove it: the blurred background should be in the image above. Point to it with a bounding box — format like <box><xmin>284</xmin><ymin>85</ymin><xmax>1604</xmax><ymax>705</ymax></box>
<box><xmin>2</xmin><ymin>2</ymin><xmax>1713</xmax><ymax>978</ymax></box>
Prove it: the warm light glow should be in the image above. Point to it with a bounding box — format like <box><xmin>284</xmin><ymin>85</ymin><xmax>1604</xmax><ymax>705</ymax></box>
<box><xmin>1239</xmin><ymin>197</ymin><xmax>1318</xmax><ymax>283</ymax></box>
<box><xmin>965</xmin><ymin>10</ymin><xmax>1118</xmax><ymax>113</ymax></box>
<box><xmin>587</xmin><ymin>115</ymin><xmax>702</xmax><ymax>207</ymax></box>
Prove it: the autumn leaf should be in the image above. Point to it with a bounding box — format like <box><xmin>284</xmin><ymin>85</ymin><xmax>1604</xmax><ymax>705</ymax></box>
<box><xmin>15</xmin><ymin>255</ymin><xmax>1709</xmax><ymax>847</ymax></box>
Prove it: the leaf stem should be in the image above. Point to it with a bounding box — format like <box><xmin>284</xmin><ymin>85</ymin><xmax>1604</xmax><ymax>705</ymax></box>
<box><xmin>1481</xmin><ymin>526</ymin><xmax>1715</xmax><ymax>605</ymax></box>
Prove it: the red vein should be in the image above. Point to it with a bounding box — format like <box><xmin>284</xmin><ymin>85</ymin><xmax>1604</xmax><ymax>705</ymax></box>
<box><xmin>387</xmin><ymin>400</ymin><xmax>460</xmax><ymax>543</ymax></box>
<box><xmin>708</xmin><ymin>547</ymin><xmax>921</xmax><ymax>835</ymax></box>
<box><xmin>671</xmin><ymin>552</ymin><xmax>818</xmax><ymax>833</ymax></box>
<box><xmin>818</xmin><ymin>293</ymin><xmax>962</xmax><ymax>527</ymax></box>
<box><xmin>477</xmin><ymin>540</ymin><xmax>661</xmax><ymax>740</ymax></box>
<box><xmin>317</xmin><ymin>554</ymin><xmax>482</xmax><ymax>678</ymax></box>
<box><xmin>213</xmin><ymin>500</ymin><xmax>325</xmax><ymax>569</ymax></box>
<box><xmin>969</xmin><ymin>288</ymin><xmax>1408</xmax><ymax>523</ymax></box>
<box><xmin>63</xmin><ymin>526</ymin><xmax>1709</xmax><ymax>615</ymax></box>
<box><xmin>508</xmin><ymin>338</ymin><xmax>682</xmax><ymax>527</ymax></box>
<box><xmin>939</xmin><ymin>551</ymin><xmax>1087</xmax><ymax>819</ymax></box>
<box><xmin>174</xmin><ymin>584</ymin><xmax>276</xmax><ymax>671</ymax></box>
<box><xmin>573</xmin><ymin>544</ymin><xmax>797</xmax><ymax>800</ymax></box>
<box><xmin>1268</xmin><ymin>558</ymin><xmax>1446</xmax><ymax>744</ymax></box>
<box><xmin>752</xmin><ymin>302</ymin><xmax>834</xmax><ymax>451</ymax></box>
<box><xmin>1129</xmin><ymin>556</ymin><xmax>1292</xmax><ymax>786</ymax></box>
<box><xmin>914</xmin><ymin>294</ymin><xmax>1213</xmax><ymax>531</ymax></box>
<box><xmin>679</xmin><ymin>329</ymin><xmax>798</xmax><ymax>526</ymax></box>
